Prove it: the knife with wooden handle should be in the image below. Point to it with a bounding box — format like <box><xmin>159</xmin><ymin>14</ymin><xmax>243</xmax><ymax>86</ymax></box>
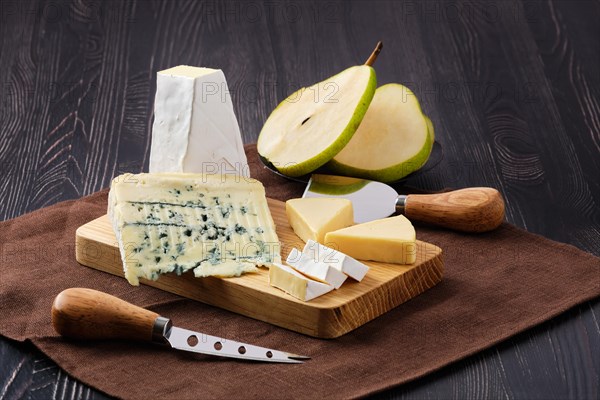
<box><xmin>52</xmin><ymin>288</ymin><xmax>309</xmax><ymax>363</ymax></box>
<box><xmin>304</xmin><ymin>174</ymin><xmax>505</xmax><ymax>232</ymax></box>
<box><xmin>394</xmin><ymin>187</ymin><xmax>505</xmax><ymax>233</ymax></box>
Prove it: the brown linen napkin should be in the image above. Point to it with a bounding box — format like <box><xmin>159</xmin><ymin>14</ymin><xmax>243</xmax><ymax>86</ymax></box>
<box><xmin>1</xmin><ymin>144</ymin><xmax>598</xmax><ymax>399</ymax></box>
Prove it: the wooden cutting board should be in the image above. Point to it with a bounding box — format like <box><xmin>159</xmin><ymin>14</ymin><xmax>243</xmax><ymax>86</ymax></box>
<box><xmin>75</xmin><ymin>198</ymin><xmax>443</xmax><ymax>338</ymax></box>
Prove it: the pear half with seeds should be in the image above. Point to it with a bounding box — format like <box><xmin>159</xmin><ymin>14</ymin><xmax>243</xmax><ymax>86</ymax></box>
<box><xmin>258</xmin><ymin>65</ymin><xmax>377</xmax><ymax>177</ymax></box>
<box><xmin>326</xmin><ymin>83</ymin><xmax>434</xmax><ymax>183</ymax></box>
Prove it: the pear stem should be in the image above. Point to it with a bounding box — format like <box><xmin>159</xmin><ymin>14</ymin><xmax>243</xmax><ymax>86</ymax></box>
<box><xmin>364</xmin><ymin>41</ymin><xmax>383</xmax><ymax>66</ymax></box>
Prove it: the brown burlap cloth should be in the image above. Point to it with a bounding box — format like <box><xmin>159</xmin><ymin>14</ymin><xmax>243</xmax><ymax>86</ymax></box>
<box><xmin>1</xmin><ymin>144</ymin><xmax>599</xmax><ymax>399</ymax></box>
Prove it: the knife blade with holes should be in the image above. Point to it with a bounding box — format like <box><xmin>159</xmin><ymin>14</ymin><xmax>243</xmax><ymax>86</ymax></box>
<box><xmin>52</xmin><ymin>288</ymin><xmax>309</xmax><ymax>363</ymax></box>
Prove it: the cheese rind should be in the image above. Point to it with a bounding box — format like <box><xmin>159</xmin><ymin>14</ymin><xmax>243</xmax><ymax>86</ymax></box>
<box><xmin>303</xmin><ymin>240</ymin><xmax>369</xmax><ymax>281</ymax></box>
<box><xmin>149</xmin><ymin>65</ymin><xmax>248</xmax><ymax>176</ymax></box>
<box><xmin>285</xmin><ymin>198</ymin><xmax>354</xmax><ymax>244</ymax></box>
<box><xmin>108</xmin><ymin>173</ymin><xmax>281</xmax><ymax>285</ymax></box>
<box><xmin>268</xmin><ymin>263</ymin><xmax>333</xmax><ymax>301</ymax></box>
<box><xmin>324</xmin><ymin>215</ymin><xmax>416</xmax><ymax>264</ymax></box>
<box><xmin>285</xmin><ymin>248</ymin><xmax>347</xmax><ymax>289</ymax></box>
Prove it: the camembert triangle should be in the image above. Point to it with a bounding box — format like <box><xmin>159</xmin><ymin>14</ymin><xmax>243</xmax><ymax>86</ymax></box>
<box><xmin>285</xmin><ymin>198</ymin><xmax>354</xmax><ymax>244</ymax></box>
<box><xmin>303</xmin><ymin>240</ymin><xmax>369</xmax><ymax>281</ymax></box>
<box><xmin>268</xmin><ymin>263</ymin><xmax>333</xmax><ymax>301</ymax></box>
<box><xmin>324</xmin><ymin>215</ymin><xmax>416</xmax><ymax>264</ymax></box>
<box><xmin>286</xmin><ymin>248</ymin><xmax>347</xmax><ymax>289</ymax></box>
<box><xmin>108</xmin><ymin>173</ymin><xmax>281</xmax><ymax>285</ymax></box>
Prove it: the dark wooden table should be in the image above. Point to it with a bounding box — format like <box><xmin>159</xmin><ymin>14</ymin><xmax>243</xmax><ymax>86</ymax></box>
<box><xmin>1</xmin><ymin>0</ymin><xmax>598</xmax><ymax>398</ymax></box>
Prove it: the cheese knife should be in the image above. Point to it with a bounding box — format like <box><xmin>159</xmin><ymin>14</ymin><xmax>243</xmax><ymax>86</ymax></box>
<box><xmin>52</xmin><ymin>288</ymin><xmax>309</xmax><ymax>363</ymax></box>
<box><xmin>303</xmin><ymin>174</ymin><xmax>505</xmax><ymax>232</ymax></box>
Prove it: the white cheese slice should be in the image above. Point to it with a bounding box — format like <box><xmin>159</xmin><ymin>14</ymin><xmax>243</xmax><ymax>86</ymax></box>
<box><xmin>268</xmin><ymin>263</ymin><xmax>333</xmax><ymax>301</ymax></box>
<box><xmin>108</xmin><ymin>173</ymin><xmax>281</xmax><ymax>285</ymax></box>
<box><xmin>149</xmin><ymin>65</ymin><xmax>249</xmax><ymax>177</ymax></box>
<box><xmin>285</xmin><ymin>248</ymin><xmax>347</xmax><ymax>289</ymax></box>
<box><xmin>303</xmin><ymin>239</ymin><xmax>369</xmax><ymax>282</ymax></box>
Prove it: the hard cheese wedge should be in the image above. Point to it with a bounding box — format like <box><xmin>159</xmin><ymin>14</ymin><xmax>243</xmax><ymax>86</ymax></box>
<box><xmin>285</xmin><ymin>198</ymin><xmax>353</xmax><ymax>244</ymax></box>
<box><xmin>149</xmin><ymin>65</ymin><xmax>248</xmax><ymax>176</ymax></box>
<box><xmin>286</xmin><ymin>248</ymin><xmax>347</xmax><ymax>289</ymax></box>
<box><xmin>324</xmin><ymin>215</ymin><xmax>416</xmax><ymax>264</ymax></box>
<box><xmin>108</xmin><ymin>173</ymin><xmax>281</xmax><ymax>285</ymax></box>
<box><xmin>268</xmin><ymin>263</ymin><xmax>333</xmax><ymax>301</ymax></box>
<box><xmin>303</xmin><ymin>239</ymin><xmax>369</xmax><ymax>281</ymax></box>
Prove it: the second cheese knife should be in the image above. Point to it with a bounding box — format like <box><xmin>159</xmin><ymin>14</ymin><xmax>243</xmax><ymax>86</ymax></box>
<box><xmin>303</xmin><ymin>174</ymin><xmax>505</xmax><ymax>232</ymax></box>
<box><xmin>52</xmin><ymin>288</ymin><xmax>309</xmax><ymax>363</ymax></box>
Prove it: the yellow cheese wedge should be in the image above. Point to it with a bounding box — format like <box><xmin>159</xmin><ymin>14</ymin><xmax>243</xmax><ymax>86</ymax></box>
<box><xmin>324</xmin><ymin>215</ymin><xmax>416</xmax><ymax>264</ymax></box>
<box><xmin>285</xmin><ymin>198</ymin><xmax>354</xmax><ymax>244</ymax></box>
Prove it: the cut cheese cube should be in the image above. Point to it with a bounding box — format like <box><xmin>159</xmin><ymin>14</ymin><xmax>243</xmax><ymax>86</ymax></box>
<box><xmin>150</xmin><ymin>65</ymin><xmax>248</xmax><ymax>177</ymax></box>
<box><xmin>285</xmin><ymin>198</ymin><xmax>353</xmax><ymax>244</ymax></box>
<box><xmin>303</xmin><ymin>240</ymin><xmax>369</xmax><ymax>281</ymax></box>
<box><xmin>269</xmin><ymin>263</ymin><xmax>333</xmax><ymax>301</ymax></box>
<box><xmin>108</xmin><ymin>173</ymin><xmax>281</xmax><ymax>285</ymax></box>
<box><xmin>324</xmin><ymin>215</ymin><xmax>416</xmax><ymax>264</ymax></box>
<box><xmin>285</xmin><ymin>248</ymin><xmax>347</xmax><ymax>289</ymax></box>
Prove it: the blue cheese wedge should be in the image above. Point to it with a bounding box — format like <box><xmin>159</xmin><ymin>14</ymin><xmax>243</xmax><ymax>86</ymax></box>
<box><xmin>108</xmin><ymin>173</ymin><xmax>280</xmax><ymax>285</ymax></box>
<box><xmin>303</xmin><ymin>240</ymin><xmax>369</xmax><ymax>281</ymax></box>
<box><xmin>149</xmin><ymin>66</ymin><xmax>248</xmax><ymax>176</ymax></box>
<box><xmin>268</xmin><ymin>263</ymin><xmax>333</xmax><ymax>301</ymax></box>
<box><xmin>285</xmin><ymin>248</ymin><xmax>347</xmax><ymax>289</ymax></box>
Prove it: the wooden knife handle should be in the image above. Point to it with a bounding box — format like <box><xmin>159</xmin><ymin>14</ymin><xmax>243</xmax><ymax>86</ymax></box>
<box><xmin>52</xmin><ymin>288</ymin><xmax>165</xmax><ymax>342</ymax></box>
<box><xmin>397</xmin><ymin>187</ymin><xmax>505</xmax><ymax>233</ymax></box>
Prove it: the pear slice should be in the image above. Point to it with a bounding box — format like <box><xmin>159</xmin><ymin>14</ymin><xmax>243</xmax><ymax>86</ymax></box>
<box><xmin>258</xmin><ymin>65</ymin><xmax>377</xmax><ymax>177</ymax></box>
<box><xmin>326</xmin><ymin>83</ymin><xmax>434</xmax><ymax>183</ymax></box>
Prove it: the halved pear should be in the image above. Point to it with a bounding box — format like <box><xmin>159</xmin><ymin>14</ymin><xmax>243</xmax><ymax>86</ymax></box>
<box><xmin>257</xmin><ymin>66</ymin><xmax>377</xmax><ymax>177</ymax></box>
<box><xmin>326</xmin><ymin>83</ymin><xmax>434</xmax><ymax>183</ymax></box>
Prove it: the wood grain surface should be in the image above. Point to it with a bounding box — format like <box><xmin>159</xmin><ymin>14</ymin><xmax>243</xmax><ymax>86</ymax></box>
<box><xmin>75</xmin><ymin>199</ymin><xmax>443</xmax><ymax>338</ymax></box>
<box><xmin>0</xmin><ymin>0</ymin><xmax>598</xmax><ymax>399</ymax></box>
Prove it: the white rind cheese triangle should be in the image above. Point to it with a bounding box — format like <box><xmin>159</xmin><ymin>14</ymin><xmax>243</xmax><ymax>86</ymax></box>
<box><xmin>285</xmin><ymin>248</ymin><xmax>347</xmax><ymax>289</ymax></box>
<box><xmin>303</xmin><ymin>240</ymin><xmax>369</xmax><ymax>281</ymax></box>
<box><xmin>268</xmin><ymin>263</ymin><xmax>333</xmax><ymax>301</ymax></box>
<box><xmin>150</xmin><ymin>66</ymin><xmax>249</xmax><ymax>177</ymax></box>
<box><xmin>108</xmin><ymin>173</ymin><xmax>281</xmax><ymax>285</ymax></box>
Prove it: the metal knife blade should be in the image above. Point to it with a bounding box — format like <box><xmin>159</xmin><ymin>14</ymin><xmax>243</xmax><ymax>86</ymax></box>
<box><xmin>303</xmin><ymin>174</ymin><xmax>506</xmax><ymax>232</ymax></box>
<box><xmin>165</xmin><ymin>326</ymin><xmax>308</xmax><ymax>363</ymax></box>
<box><xmin>52</xmin><ymin>288</ymin><xmax>310</xmax><ymax>364</ymax></box>
<box><xmin>303</xmin><ymin>174</ymin><xmax>398</xmax><ymax>223</ymax></box>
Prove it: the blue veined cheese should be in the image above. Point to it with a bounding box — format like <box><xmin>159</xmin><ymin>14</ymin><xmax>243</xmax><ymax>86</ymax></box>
<box><xmin>149</xmin><ymin>66</ymin><xmax>249</xmax><ymax>177</ymax></box>
<box><xmin>108</xmin><ymin>173</ymin><xmax>280</xmax><ymax>285</ymax></box>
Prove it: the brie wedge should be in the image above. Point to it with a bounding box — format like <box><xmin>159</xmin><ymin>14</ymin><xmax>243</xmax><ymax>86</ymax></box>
<box><xmin>268</xmin><ymin>263</ymin><xmax>333</xmax><ymax>301</ymax></box>
<box><xmin>303</xmin><ymin>240</ymin><xmax>369</xmax><ymax>281</ymax></box>
<box><xmin>286</xmin><ymin>248</ymin><xmax>347</xmax><ymax>289</ymax></box>
<box><xmin>149</xmin><ymin>65</ymin><xmax>248</xmax><ymax>176</ymax></box>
